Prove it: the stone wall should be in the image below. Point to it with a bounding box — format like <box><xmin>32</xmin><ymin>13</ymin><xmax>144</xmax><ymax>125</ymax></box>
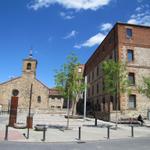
<box><xmin>49</xmin><ymin>97</ymin><xmax>64</xmax><ymax>109</ymax></box>
<box><xmin>119</xmin><ymin>46</ymin><xmax>150</xmax><ymax>118</ymax></box>
<box><xmin>0</xmin><ymin>76</ymin><xmax>49</xmax><ymax>113</ymax></box>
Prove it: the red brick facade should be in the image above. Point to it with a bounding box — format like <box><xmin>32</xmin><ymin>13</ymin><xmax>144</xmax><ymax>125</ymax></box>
<box><xmin>84</xmin><ymin>22</ymin><xmax>150</xmax><ymax>121</ymax></box>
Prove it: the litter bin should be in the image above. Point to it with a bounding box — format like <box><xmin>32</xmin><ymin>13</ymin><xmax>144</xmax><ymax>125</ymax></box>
<box><xmin>26</xmin><ymin>114</ymin><xmax>33</xmax><ymax>129</ymax></box>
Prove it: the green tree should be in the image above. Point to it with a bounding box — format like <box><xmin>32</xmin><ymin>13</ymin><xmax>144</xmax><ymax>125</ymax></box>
<box><xmin>55</xmin><ymin>53</ymin><xmax>85</xmax><ymax>117</ymax></box>
<box><xmin>138</xmin><ymin>76</ymin><xmax>150</xmax><ymax>99</ymax></box>
<box><xmin>102</xmin><ymin>60</ymin><xmax>130</xmax><ymax>127</ymax></box>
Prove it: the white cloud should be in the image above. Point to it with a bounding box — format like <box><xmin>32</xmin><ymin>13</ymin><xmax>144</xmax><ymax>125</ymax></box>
<box><xmin>28</xmin><ymin>0</ymin><xmax>111</xmax><ymax>11</ymax></box>
<box><xmin>74</xmin><ymin>22</ymin><xmax>112</xmax><ymax>49</ymax></box>
<box><xmin>100</xmin><ymin>23</ymin><xmax>112</xmax><ymax>32</ymax></box>
<box><xmin>127</xmin><ymin>4</ymin><xmax>150</xmax><ymax>26</ymax></box>
<box><xmin>63</xmin><ymin>30</ymin><xmax>78</xmax><ymax>39</ymax></box>
<box><xmin>74</xmin><ymin>33</ymin><xmax>105</xmax><ymax>48</ymax></box>
<box><xmin>60</xmin><ymin>12</ymin><xmax>74</xmax><ymax>20</ymax></box>
<box><xmin>135</xmin><ymin>6</ymin><xmax>142</xmax><ymax>12</ymax></box>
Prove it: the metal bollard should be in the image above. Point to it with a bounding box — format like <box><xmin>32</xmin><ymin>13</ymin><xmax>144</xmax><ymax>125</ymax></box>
<box><xmin>4</xmin><ymin>125</ymin><xmax>9</xmax><ymax>140</ymax></box>
<box><xmin>42</xmin><ymin>125</ymin><xmax>46</xmax><ymax>141</ymax></box>
<box><xmin>95</xmin><ymin>118</ymin><xmax>97</xmax><ymax>126</ymax></box>
<box><xmin>78</xmin><ymin>126</ymin><xmax>81</xmax><ymax>140</ymax></box>
<box><xmin>131</xmin><ymin>125</ymin><xmax>134</xmax><ymax>137</ymax></box>
<box><xmin>107</xmin><ymin>126</ymin><xmax>110</xmax><ymax>139</ymax></box>
<box><xmin>26</xmin><ymin>127</ymin><xmax>29</xmax><ymax>139</ymax></box>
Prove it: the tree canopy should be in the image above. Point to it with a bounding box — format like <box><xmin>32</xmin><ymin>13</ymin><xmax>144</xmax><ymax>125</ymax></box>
<box><xmin>102</xmin><ymin>60</ymin><xmax>130</xmax><ymax>96</ymax></box>
<box><xmin>54</xmin><ymin>53</ymin><xmax>85</xmax><ymax>115</ymax></box>
<box><xmin>138</xmin><ymin>76</ymin><xmax>150</xmax><ymax>99</ymax></box>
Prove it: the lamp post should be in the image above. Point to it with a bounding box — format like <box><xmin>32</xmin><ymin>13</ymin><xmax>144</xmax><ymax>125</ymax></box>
<box><xmin>115</xmin><ymin>97</ymin><xmax>118</xmax><ymax>129</ymax></box>
<box><xmin>26</xmin><ymin>83</ymin><xmax>33</xmax><ymax>139</ymax></box>
<box><xmin>83</xmin><ymin>76</ymin><xmax>87</xmax><ymax>121</ymax></box>
<box><xmin>115</xmin><ymin>82</ymin><xmax>119</xmax><ymax>129</ymax></box>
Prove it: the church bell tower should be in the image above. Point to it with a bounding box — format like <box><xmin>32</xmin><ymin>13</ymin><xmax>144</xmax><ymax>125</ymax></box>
<box><xmin>22</xmin><ymin>50</ymin><xmax>38</xmax><ymax>79</ymax></box>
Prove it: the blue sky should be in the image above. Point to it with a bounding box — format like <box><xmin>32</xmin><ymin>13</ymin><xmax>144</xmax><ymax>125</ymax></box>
<box><xmin>0</xmin><ymin>0</ymin><xmax>150</xmax><ymax>87</ymax></box>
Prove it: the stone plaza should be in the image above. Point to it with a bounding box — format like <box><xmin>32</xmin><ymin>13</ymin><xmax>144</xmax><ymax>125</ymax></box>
<box><xmin>0</xmin><ymin>112</ymin><xmax>150</xmax><ymax>142</ymax></box>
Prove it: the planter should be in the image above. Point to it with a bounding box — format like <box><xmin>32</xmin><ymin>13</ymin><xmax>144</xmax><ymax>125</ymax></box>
<box><xmin>14</xmin><ymin>123</ymin><xmax>27</xmax><ymax>129</ymax></box>
<box><xmin>34</xmin><ymin>124</ymin><xmax>48</xmax><ymax>131</ymax></box>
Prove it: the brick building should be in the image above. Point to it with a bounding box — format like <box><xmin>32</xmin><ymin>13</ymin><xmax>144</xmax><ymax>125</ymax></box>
<box><xmin>84</xmin><ymin>22</ymin><xmax>150</xmax><ymax>121</ymax></box>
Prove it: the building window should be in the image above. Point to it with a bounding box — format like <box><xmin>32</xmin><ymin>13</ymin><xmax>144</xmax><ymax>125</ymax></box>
<box><xmin>110</xmin><ymin>96</ymin><xmax>113</xmax><ymax>103</ymax></box>
<box><xmin>97</xmin><ymin>66</ymin><xmax>99</xmax><ymax>76</ymax></box>
<box><xmin>126</xmin><ymin>28</ymin><xmax>132</xmax><ymax>38</ymax></box>
<box><xmin>127</xmin><ymin>49</ymin><xmax>134</xmax><ymax>62</ymax></box>
<box><xmin>109</xmin><ymin>36</ymin><xmax>112</xmax><ymax>44</ymax></box>
<box><xmin>94</xmin><ymin>99</ymin><xmax>99</xmax><ymax>111</ymax></box>
<box><xmin>88</xmin><ymin>74</ymin><xmax>90</xmax><ymax>82</ymax></box>
<box><xmin>128</xmin><ymin>95</ymin><xmax>136</xmax><ymax>109</ymax></box>
<box><xmin>109</xmin><ymin>55</ymin><xmax>112</xmax><ymax>59</ymax></box>
<box><xmin>128</xmin><ymin>73</ymin><xmax>135</xmax><ymax>85</ymax></box>
<box><xmin>51</xmin><ymin>106</ymin><xmax>54</xmax><ymax>109</ymax></box>
<box><xmin>102</xmin><ymin>79</ymin><xmax>105</xmax><ymax>91</ymax></box>
<box><xmin>97</xmin><ymin>83</ymin><xmax>99</xmax><ymax>94</ymax></box>
<box><xmin>97</xmin><ymin>100</ymin><xmax>101</xmax><ymax>111</ymax></box>
<box><xmin>88</xmin><ymin>88</ymin><xmax>90</xmax><ymax>97</ymax></box>
<box><xmin>92</xmin><ymin>85</ymin><xmax>94</xmax><ymax>96</ymax></box>
<box><xmin>27</xmin><ymin>63</ymin><xmax>31</xmax><ymax>70</ymax></box>
<box><xmin>37</xmin><ymin>96</ymin><xmax>41</xmax><ymax>103</ymax></box>
<box><xmin>92</xmin><ymin>71</ymin><xmax>94</xmax><ymax>80</ymax></box>
<box><xmin>103</xmin><ymin>97</ymin><xmax>105</xmax><ymax>111</ymax></box>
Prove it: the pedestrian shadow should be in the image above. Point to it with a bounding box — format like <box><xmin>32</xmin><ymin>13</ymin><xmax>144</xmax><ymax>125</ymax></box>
<box><xmin>83</xmin><ymin>124</ymin><xmax>117</xmax><ymax>130</ymax></box>
<box><xmin>83</xmin><ymin>124</ymin><xmax>106</xmax><ymax>128</ymax></box>
<box><xmin>48</xmin><ymin>124</ymin><xmax>66</xmax><ymax>129</ymax></box>
<box><xmin>48</xmin><ymin>125</ymin><xmax>72</xmax><ymax>132</ymax></box>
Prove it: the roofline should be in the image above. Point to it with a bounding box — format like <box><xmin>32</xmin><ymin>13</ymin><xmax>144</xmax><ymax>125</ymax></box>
<box><xmin>85</xmin><ymin>22</ymin><xmax>150</xmax><ymax>66</ymax></box>
<box><xmin>85</xmin><ymin>22</ymin><xmax>117</xmax><ymax>66</ymax></box>
<box><xmin>49</xmin><ymin>88</ymin><xmax>63</xmax><ymax>96</ymax></box>
<box><xmin>0</xmin><ymin>77</ymin><xmax>21</xmax><ymax>85</ymax></box>
<box><xmin>116</xmin><ymin>22</ymin><xmax>150</xmax><ymax>28</ymax></box>
<box><xmin>23</xmin><ymin>58</ymin><xmax>38</xmax><ymax>62</ymax></box>
<box><xmin>35</xmin><ymin>78</ymin><xmax>50</xmax><ymax>90</ymax></box>
<box><xmin>49</xmin><ymin>88</ymin><xmax>59</xmax><ymax>90</ymax></box>
<box><xmin>0</xmin><ymin>77</ymin><xmax>50</xmax><ymax>90</ymax></box>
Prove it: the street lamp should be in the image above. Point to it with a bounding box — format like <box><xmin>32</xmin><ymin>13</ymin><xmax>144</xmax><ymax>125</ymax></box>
<box><xmin>26</xmin><ymin>83</ymin><xmax>33</xmax><ymax>139</ymax></box>
<box><xmin>83</xmin><ymin>76</ymin><xmax>87</xmax><ymax>121</ymax></box>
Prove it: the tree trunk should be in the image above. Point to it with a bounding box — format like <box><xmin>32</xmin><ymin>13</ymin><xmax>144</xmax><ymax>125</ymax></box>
<box><xmin>66</xmin><ymin>94</ymin><xmax>70</xmax><ymax>129</ymax></box>
<box><xmin>71</xmin><ymin>95</ymin><xmax>78</xmax><ymax>116</ymax></box>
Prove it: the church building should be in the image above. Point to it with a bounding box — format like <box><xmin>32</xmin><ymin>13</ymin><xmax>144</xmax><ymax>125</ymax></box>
<box><xmin>0</xmin><ymin>53</ymin><xmax>63</xmax><ymax>113</ymax></box>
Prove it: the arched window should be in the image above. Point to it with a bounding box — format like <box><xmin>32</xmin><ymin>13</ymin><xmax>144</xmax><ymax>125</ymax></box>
<box><xmin>27</xmin><ymin>63</ymin><xmax>31</xmax><ymax>70</ymax></box>
<box><xmin>37</xmin><ymin>96</ymin><xmax>41</xmax><ymax>103</ymax></box>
